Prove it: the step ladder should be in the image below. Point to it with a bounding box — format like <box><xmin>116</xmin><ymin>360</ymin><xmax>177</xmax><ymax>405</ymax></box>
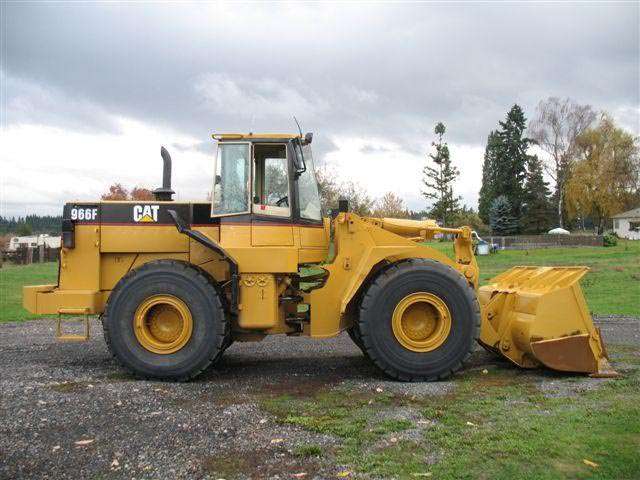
<box><xmin>56</xmin><ymin>308</ymin><xmax>90</xmax><ymax>342</ymax></box>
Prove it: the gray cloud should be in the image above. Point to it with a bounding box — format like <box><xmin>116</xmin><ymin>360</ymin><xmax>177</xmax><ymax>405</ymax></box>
<box><xmin>360</xmin><ymin>144</ymin><xmax>392</xmax><ymax>155</ymax></box>
<box><xmin>6</xmin><ymin>4</ymin><xmax>638</xmax><ymax>137</ymax></box>
<box><xmin>2</xmin><ymin>2</ymin><xmax>639</xmax><ymax>215</ymax></box>
<box><xmin>2</xmin><ymin>72</ymin><xmax>122</xmax><ymax>134</ymax></box>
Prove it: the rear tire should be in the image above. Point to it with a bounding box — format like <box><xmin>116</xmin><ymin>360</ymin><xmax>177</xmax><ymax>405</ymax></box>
<box><xmin>358</xmin><ymin>259</ymin><xmax>479</xmax><ymax>381</ymax></box>
<box><xmin>103</xmin><ymin>260</ymin><xmax>228</xmax><ymax>381</ymax></box>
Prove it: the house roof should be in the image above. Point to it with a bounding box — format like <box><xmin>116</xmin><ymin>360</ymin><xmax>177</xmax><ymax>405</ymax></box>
<box><xmin>612</xmin><ymin>207</ymin><xmax>640</xmax><ymax>219</ymax></box>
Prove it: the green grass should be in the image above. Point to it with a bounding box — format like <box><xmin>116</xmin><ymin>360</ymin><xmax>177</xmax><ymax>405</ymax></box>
<box><xmin>0</xmin><ymin>262</ymin><xmax>58</xmax><ymax>322</ymax></box>
<box><xmin>425</xmin><ymin>239</ymin><xmax>640</xmax><ymax>316</ymax></box>
<box><xmin>422</xmin><ymin>367</ymin><xmax>640</xmax><ymax>480</ymax></box>
<box><xmin>261</xmin><ymin>390</ymin><xmax>424</xmax><ymax>476</ymax></box>
<box><xmin>292</xmin><ymin>444</ymin><xmax>323</xmax><ymax>458</ymax></box>
<box><xmin>262</xmin><ymin>347</ymin><xmax>640</xmax><ymax>479</ymax></box>
<box><xmin>1</xmin><ymin>240</ymin><xmax>638</xmax><ymax>322</ymax></box>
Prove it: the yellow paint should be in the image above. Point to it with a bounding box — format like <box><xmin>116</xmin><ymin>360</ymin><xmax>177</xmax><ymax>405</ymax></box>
<box><xmin>212</xmin><ymin>133</ymin><xmax>300</xmax><ymax>140</ymax></box>
<box><xmin>189</xmin><ymin>236</ymin><xmax>220</xmax><ymax>265</ymax></box>
<box><xmin>133</xmin><ymin>294</ymin><xmax>193</xmax><ymax>354</ymax></box>
<box><xmin>308</xmin><ymin>213</ymin><xmax>470</xmax><ymax>337</ymax></box>
<box><xmin>60</xmin><ymin>225</ymin><xmax>101</xmax><ymax>290</ymax></box>
<box><xmin>22</xmin><ymin>194</ymin><xmax>609</xmax><ymax>376</ymax></box>
<box><xmin>101</xmin><ymin>225</ymin><xmax>188</xmax><ymax>253</ymax></box>
<box><xmin>252</xmin><ymin>224</ymin><xmax>294</xmax><ymax>246</ymax></box>
<box><xmin>391</xmin><ymin>292</ymin><xmax>452</xmax><ymax>352</ymax></box>
<box><xmin>237</xmin><ymin>274</ymin><xmax>279</xmax><ymax>329</ymax></box>
<box><xmin>478</xmin><ymin>266</ymin><xmax>614</xmax><ymax>375</ymax></box>
<box><xmin>130</xmin><ymin>253</ymin><xmax>188</xmax><ymax>270</ymax></box>
<box><xmin>229</xmin><ymin>247</ymin><xmax>299</xmax><ymax>273</ymax></box>
<box><xmin>299</xmin><ymin>225</ymin><xmax>328</xmax><ymax>248</ymax></box>
<box><xmin>23</xmin><ymin>285</ymin><xmax>104</xmax><ymax>314</ymax></box>
<box><xmin>298</xmin><ymin>247</ymin><xmax>328</xmax><ymax>264</ymax></box>
<box><xmin>100</xmin><ymin>253</ymin><xmax>137</xmax><ymax>290</ymax></box>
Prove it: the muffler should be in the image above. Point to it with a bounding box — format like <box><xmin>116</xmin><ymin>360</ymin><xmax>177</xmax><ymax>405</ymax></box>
<box><xmin>153</xmin><ymin>146</ymin><xmax>175</xmax><ymax>201</ymax></box>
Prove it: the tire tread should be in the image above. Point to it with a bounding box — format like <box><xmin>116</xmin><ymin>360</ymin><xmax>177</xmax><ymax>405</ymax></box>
<box><xmin>358</xmin><ymin>258</ymin><xmax>480</xmax><ymax>382</ymax></box>
<box><xmin>102</xmin><ymin>259</ymin><xmax>229</xmax><ymax>382</ymax></box>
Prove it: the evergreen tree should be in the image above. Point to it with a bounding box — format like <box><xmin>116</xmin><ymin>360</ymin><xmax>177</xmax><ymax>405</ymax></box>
<box><xmin>523</xmin><ymin>155</ymin><xmax>552</xmax><ymax>233</ymax></box>
<box><xmin>489</xmin><ymin>195</ymin><xmax>518</xmax><ymax>235</ymax></box>
<box><xmin>422</xmin><ymin>122</ymin><xmax>461</xmax><ymax>226</ymax></box>
<box><xmin>16</xmin><ymin>223</ymin><xmax>33</xmax><ymax>236</ymax></box>
<box><xmin>451</xmin><ymin>205</ymin><xmax>488</xmax><ymax>234</ymax></box>
<box><xmin>494</xmin><ymin>105</ymin><xmax>531</xmax><ymax>224</ymax></box>
<box><xmin>478</xmin><ymin>131</ymin><xmax>500</xmax><ymax>224</ymax></box>
<box><xmin>0</xmin><ymin>215</ymin><xmax>62</xmax><ymax>235</ymax></box>
<box><xmin>477</xmin><ymin>105</ymin><xmax>532</xmax><ymax>232</ymax></box>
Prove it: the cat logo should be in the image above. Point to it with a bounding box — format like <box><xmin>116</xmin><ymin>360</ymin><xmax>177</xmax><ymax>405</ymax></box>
<box><xmin>133</xmin><ymin>205</ymin><xmax>160</xmax><ymax>223</ymax></box>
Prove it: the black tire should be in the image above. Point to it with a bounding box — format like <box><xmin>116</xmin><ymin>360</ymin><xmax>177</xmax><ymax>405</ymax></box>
<box><xmin>103</xmin><ymin>260</ymin><xmax>228</xmax><ymax>381</ymax></box>
<box><xmin>347</xmin><ymin>324</ymin><xmax>366</xmax><ymax>354</ymax></box>
<box><xmin>358</xmin><ymin>259</ymin><xmax>479</xmax><ymax>381</ymax></box>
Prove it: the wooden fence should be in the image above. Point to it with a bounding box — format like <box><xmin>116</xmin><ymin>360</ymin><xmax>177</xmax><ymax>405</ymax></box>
<box><xmin>487</xmin><ymin>234</ymin><xmax>603</xmax><ymax>250</ymax></box>
<box><xmin>11</xmin><ymin>245</ymin><xmax>60</xmax><ymax>265</ymax></box>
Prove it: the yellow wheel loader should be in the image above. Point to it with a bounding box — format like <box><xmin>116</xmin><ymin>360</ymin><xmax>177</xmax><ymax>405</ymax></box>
<box><xmin>23</xmin><ymin>133</ymin><xmax>617</xmax><ymax>381</ymax></box>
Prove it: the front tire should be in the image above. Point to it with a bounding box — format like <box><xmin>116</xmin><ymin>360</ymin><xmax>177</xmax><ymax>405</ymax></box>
<box><xmin>103</xmin><ymin>260</ymin><xmax>228</xmax><ymax>381</ymax></box>
<box><xmin>358</xmin><ymin>259</ymin><xmax>479</xmax><ymax>381</ymax></box>
<box><xmin>347</xmin><ymin>324</ymin><xmax>366</xmax><ymax>354</ymax></box>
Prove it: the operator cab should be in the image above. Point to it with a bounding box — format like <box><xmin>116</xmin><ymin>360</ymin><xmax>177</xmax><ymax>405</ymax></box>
<box><xmin>210</xmin><ymin>133</ymin><xmax>322</xmax><ymax>224</ymax></box>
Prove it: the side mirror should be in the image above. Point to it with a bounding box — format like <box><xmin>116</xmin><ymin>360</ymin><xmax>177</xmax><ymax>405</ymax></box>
<box><xmin>292</xmin><ymin>139</ymin><xmax>307</xmax><ymax>177</ymax></box>
<box><xmin>303</xmin><ymin>132</ymin><xmax>313</xmax><ymax>145</ymax></box>
<box><xmin>215</xmin><ymin>174</ymin><xmax>221</xmax><ymax>185</ymax></box>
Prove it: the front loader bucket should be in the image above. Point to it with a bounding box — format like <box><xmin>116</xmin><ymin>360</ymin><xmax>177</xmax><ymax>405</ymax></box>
<box><xmin>478</xmin><ymin>266</ymin><xmax>617</xmax><ymax>377</ymax></box>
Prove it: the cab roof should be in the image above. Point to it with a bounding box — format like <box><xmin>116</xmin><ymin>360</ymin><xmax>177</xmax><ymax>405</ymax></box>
<box><xmin>212</xmin><ymin>133</ymin><xmax>301</xmax><ymax>141</ymax></box>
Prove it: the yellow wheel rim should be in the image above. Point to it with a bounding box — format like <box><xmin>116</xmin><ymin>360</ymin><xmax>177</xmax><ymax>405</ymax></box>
<box><xmin>391</xmin><ymin>292</ymin><xmax>452</xmax><ymax>352</ymax></box>
<box><xmin>134</xmin><ymin>295</ymin><xmax>193</xmax><ymax>354</ymax></box>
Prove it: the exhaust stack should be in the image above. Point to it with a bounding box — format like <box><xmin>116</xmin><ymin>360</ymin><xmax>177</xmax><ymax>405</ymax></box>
<box><xmin>153</xmin><ymin>146</ymin><xmax>175</xmax><ymax>201</ymax></box>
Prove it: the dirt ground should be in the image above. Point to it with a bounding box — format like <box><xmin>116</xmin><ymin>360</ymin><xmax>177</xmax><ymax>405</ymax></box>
<box><xmin>1</xmin><ymin>315</ymin><xmax>638</xmax><ymax>479</ymax></box>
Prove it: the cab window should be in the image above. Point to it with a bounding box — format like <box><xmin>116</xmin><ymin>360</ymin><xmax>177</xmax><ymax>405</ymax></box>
<box><xmin>211</xmin><ymin>143</ymin><xmax>251</xmax><ymax>216</ymax></box>
<box><xmin>252</xmin><ymin>144</ymin><xmax>290</xmax><ymax>217</ymax></box>
<box><xmin>295</xmin><ymin>143</ymin><xmax>322</xmax><ymax>221</ymax></box>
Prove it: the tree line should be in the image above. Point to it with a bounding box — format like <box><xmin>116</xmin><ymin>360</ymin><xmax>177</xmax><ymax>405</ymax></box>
<box><xmin>317</xmin><ymin>98</ymin><xmax>639</xmax><ymax>236</ymax></box>
<box><xmin>478</xmin><ymin>99</ymin><xmax>639</xmax><ymax>234</ymax></box>
<box><xmin>0</xmin><ymin>184</ymin><xmax>154</xmax><ymax>236</ymax></box>
<box><xmin>0</xmin><ymin>215</ymin><xmax>63</xmax><ymax>236</ymax></box>
<box><xmin>7</xmin><ymin>102</ymin><xmax>638</xmax><ymax>237</ymax></box>
<box><xmin>407</xmin><ymin>98</ymin><xmax>639</xmax><ymax>235</ymax></box>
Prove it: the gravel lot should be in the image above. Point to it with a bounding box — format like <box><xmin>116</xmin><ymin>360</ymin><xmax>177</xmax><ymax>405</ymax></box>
<box><xmin>1</xmin><ymin>315</ymin><xmax>638</xmax><ymax>479</ymax></box>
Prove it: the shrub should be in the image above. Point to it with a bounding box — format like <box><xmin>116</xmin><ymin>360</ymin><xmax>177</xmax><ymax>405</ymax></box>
<box><xmin>489</xmin><ymin>196</ymin><xmax>518</xmax><ymax>236</ymax></box>
<box><xmin>603</xmin><ymin>231</ymin><xmax>618</xmax><ymax>247</ymax></box>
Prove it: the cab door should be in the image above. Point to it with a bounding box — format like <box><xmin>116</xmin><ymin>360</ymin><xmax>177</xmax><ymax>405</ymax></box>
<box><xmin>291</xmin><ymin>139</ymin><xmax>329</xmax><ymax>263</ymax></box>
<box><xmin>251</xmin><ymin>143</ymin><xmax>294</xmax><ymax>246</ymax></box>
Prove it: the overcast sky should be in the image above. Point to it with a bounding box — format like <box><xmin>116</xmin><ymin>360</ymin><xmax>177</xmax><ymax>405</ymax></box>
<box><xmin>1</xmin><ymin>2</ymin><xmax>639</xmax><ymax>217</ymax></box>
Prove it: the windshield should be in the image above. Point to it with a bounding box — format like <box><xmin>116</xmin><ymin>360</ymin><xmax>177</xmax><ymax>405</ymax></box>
<box><xmin>211</xmin><ymin>143</ymin><xmax>251</xmax><ymax>216</ymax></box>
<box><xmin>296</xmin><ymin>143</ymin><xmax>322</xmax><ymax>221</ymax></box>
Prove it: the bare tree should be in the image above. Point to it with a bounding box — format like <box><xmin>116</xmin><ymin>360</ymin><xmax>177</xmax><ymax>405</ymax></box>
<box><xmin>529</xmin><ymin>97</ymin><xmax>596</xmax><ymax>228</ymax></box>
<box><xmin>565</xmin><ymin>114</ymin><xmax>640</xmax><ymax>233</ymax></box>
<box><xmin>316</xmin><ymin>167</ymin><xmax>375</xmax><ymax>216</ymax></box>
<box><xmin>102</xmin><ymin>184</ymin><xmax>155</xmax><ymax>201</ymax></box>
<box><xmin>373</xmin><ymin>192</ymin><xmax>409</xmax><ymax>218</ymax></box>
<box><xmin>316</xmin><ymin>167</ymin><xmax>341</xmax><ymax>215</ymax></box>
<box><xmin>339</xmin><ymin>181</ymin><xmax>375</xmax><ymax>216</ymax></box>
<box><xmin>101</xmin><ymin>183</ymin><xmax>129</xmax><ymax>200</ymax></box>
<box><xmin>130</xmin><ymin>187</ymin><xmax>155</xmax><ymax>200</ymax></box>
